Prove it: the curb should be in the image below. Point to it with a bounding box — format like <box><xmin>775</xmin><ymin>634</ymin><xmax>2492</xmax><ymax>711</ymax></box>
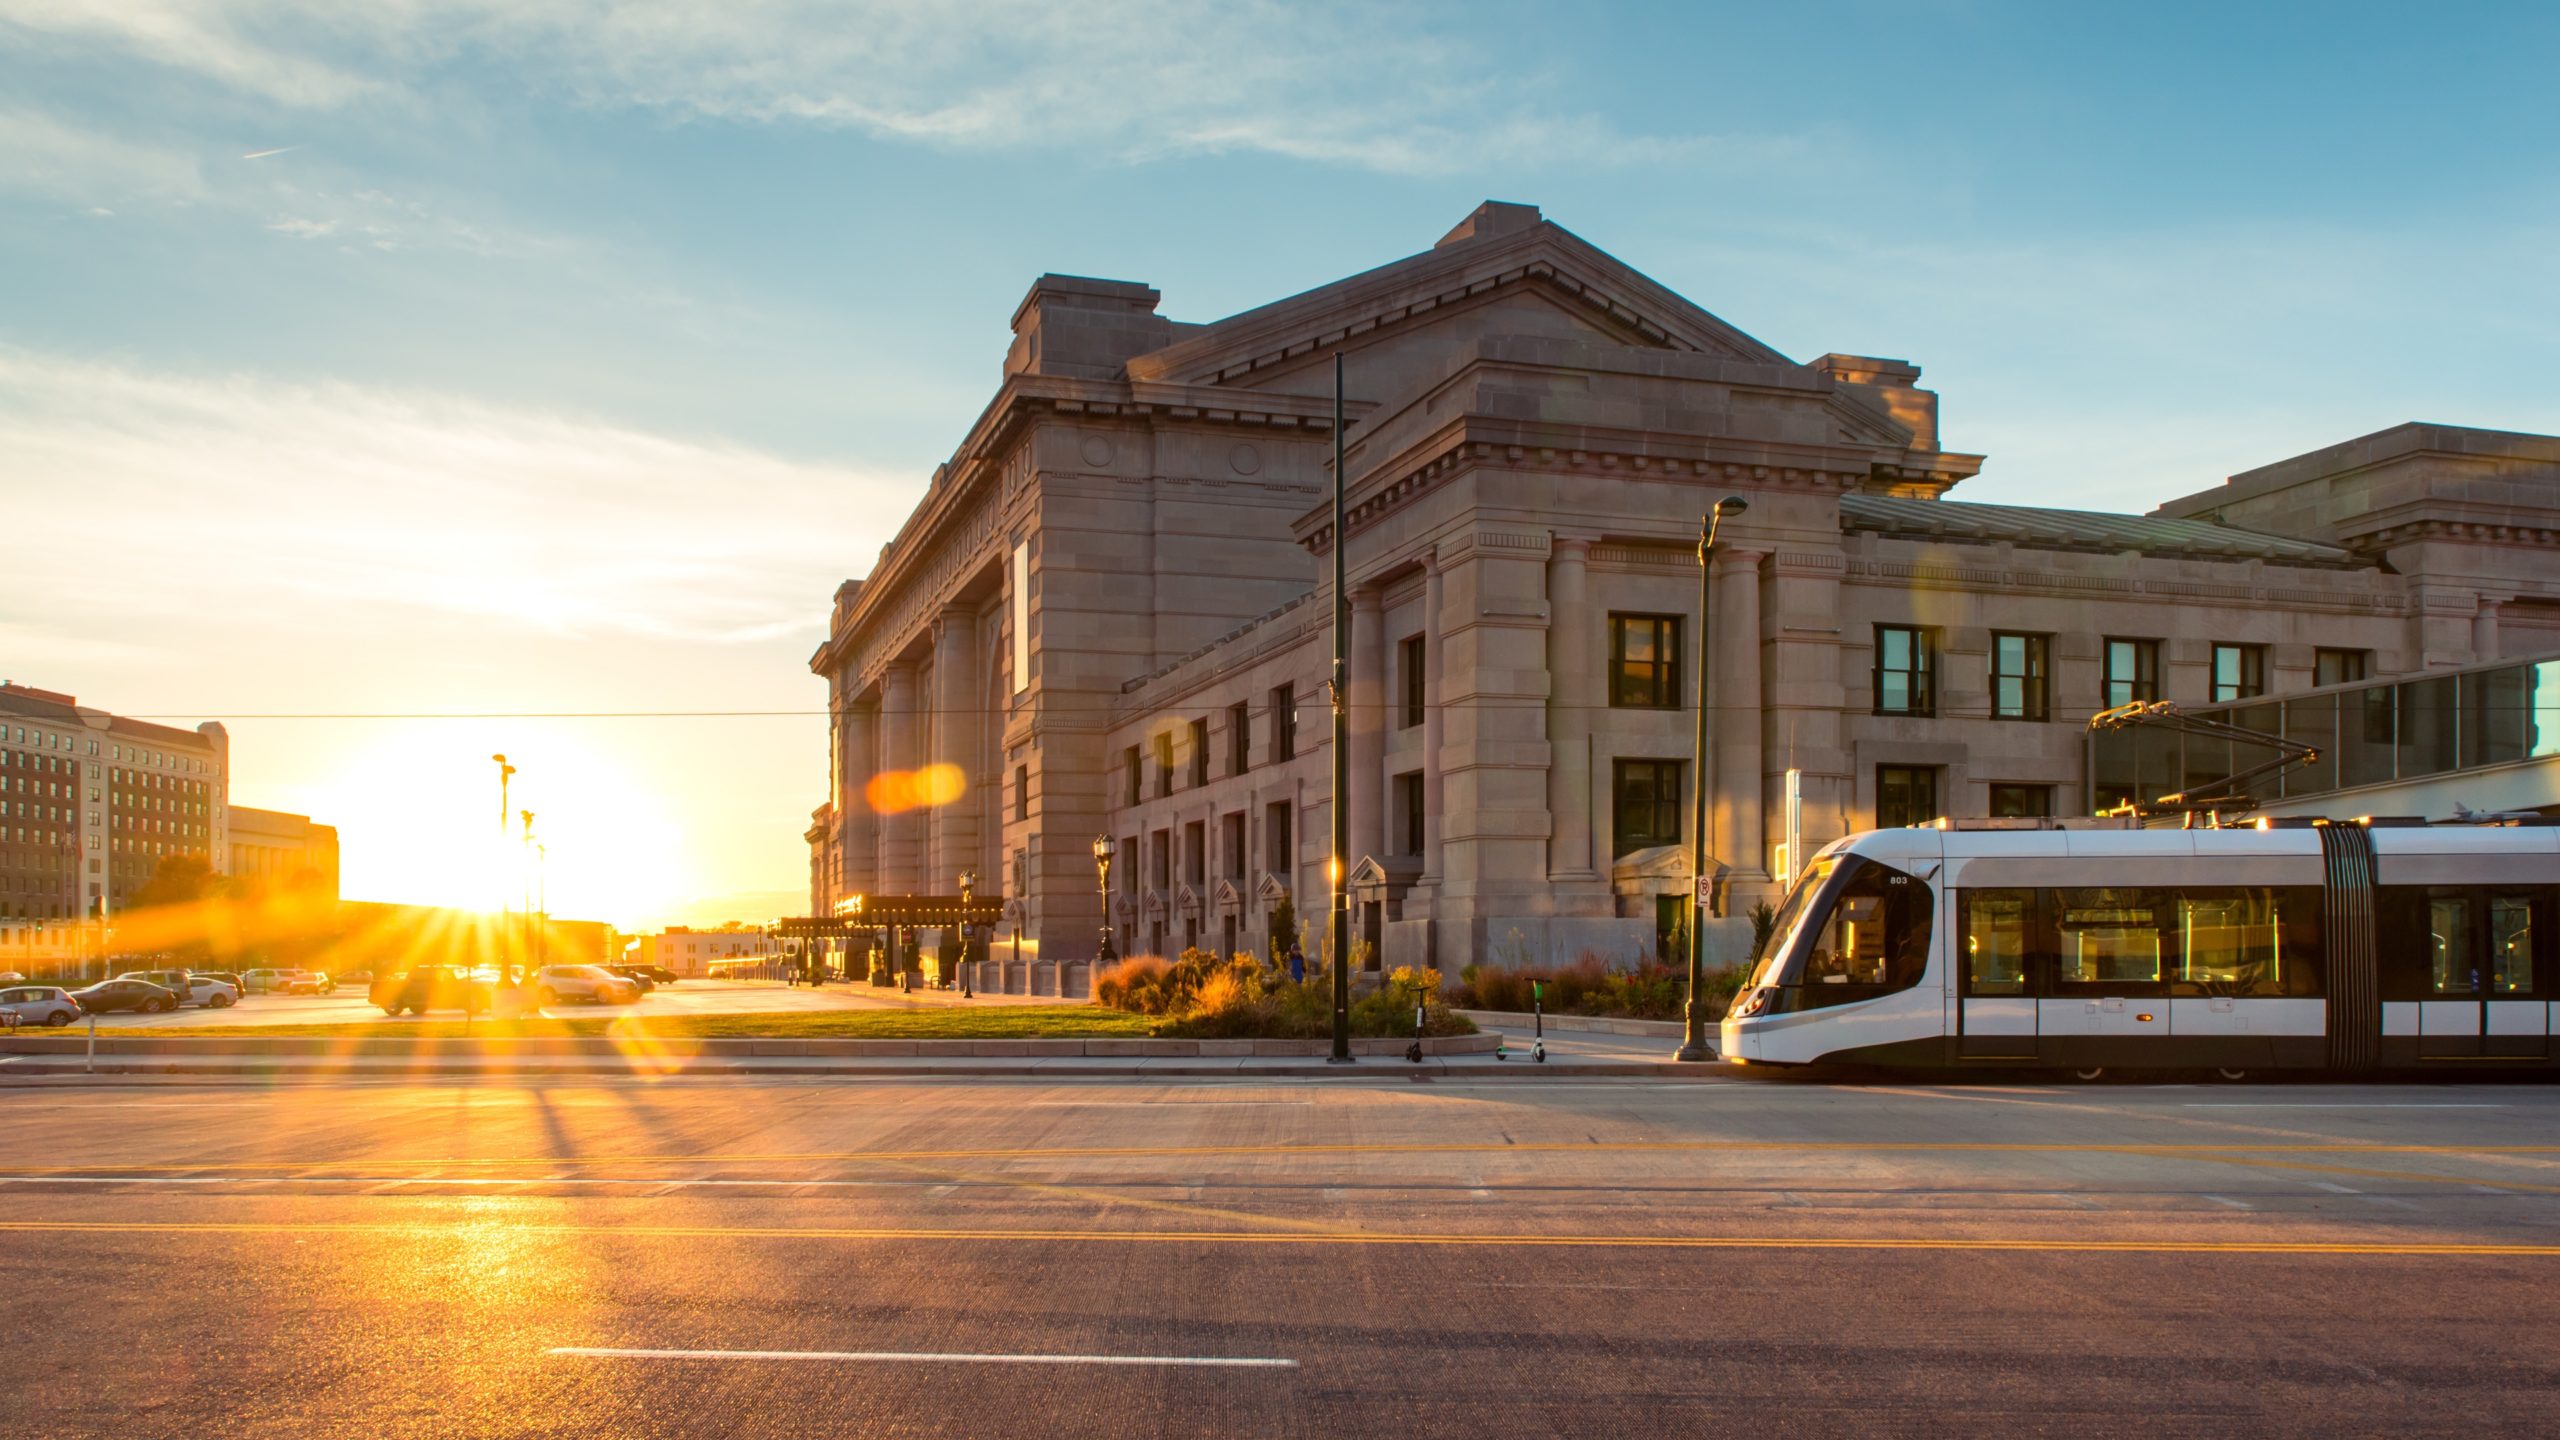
<box><xmin>0</xmin><ymin>1057</ymin><xmax>1740</xmax><ymax>1081</ymax></box>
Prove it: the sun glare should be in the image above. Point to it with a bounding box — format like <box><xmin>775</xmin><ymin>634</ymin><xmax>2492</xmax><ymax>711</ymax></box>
<box><xmin>319</xmin><ymin>721</ymin><xmax>683</xmax><ymax>928</ymax></box>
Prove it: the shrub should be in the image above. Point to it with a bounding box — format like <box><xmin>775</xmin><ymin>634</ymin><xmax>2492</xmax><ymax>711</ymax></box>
<box><xmin>1451</xmin><ymin>952</ymin><xmax>1753</xmax><ymax>1022</ymax></box>
<box><xmin>1137</xmin><ymin>954</ymin><xmax>1474</xmax><ymax>1040</ymax></box>
<box><xmin>1748</xmin><ymin>901</ymin><xmax>1781</xmax><ymax>960</ymax></box>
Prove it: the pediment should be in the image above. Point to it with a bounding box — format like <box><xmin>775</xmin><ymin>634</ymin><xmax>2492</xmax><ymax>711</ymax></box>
<box><xmin>1124</xmin><ymin>210</ymin><xmax>1792</xmax><ymax>397</ymax></box>
<box><xmin>1256</xmin><ymin>872</ymin><xmax>1291</xmax><ymax>905</ymax></box>
<box><xmin>1610</xmin><ymin>844</ymin><xmax>1695</xmax><ymax>882</ymax></box>
<box><xmin>1142</xmin><ymin>888</ymin><xmax>1167</xmax><ymax>916</ymax></box>
<box><xmin>1213</xmin><ymin>877</ymin><xmax>1245</xmax><ymax>908</ymax></box>
<box><xmin>1175</xmin><ymin>882</ymin><xmax>1203</xmax><ymax>913</ymax></box>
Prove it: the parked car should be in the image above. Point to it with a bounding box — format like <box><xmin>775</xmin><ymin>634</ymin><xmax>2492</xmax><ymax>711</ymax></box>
<box><xmin>186</xmin><ymin>975</ymin><xmax>241</xmax><ymax>1008</ymax></box>
<box><xmin>0</xmin><ymin>971</ymin><xmax>26</xmax><ymax>985</ymax></box>
<box><xmin>626</xmin><ymin>965</ymin><xmax>677</xmax><ymax>985</ymax></box>
<box><xmin>194</xmin><ymin>971</ymin><xmax>246</xmax><ymax>995</ymax></box>
<box><xmin>602</xmin><ymin>965</ymin><xmax>657</xmax><ymax>993</ymax></box>
<box><xmin>70</xmin><ymin>979</ymin><xmax>181</xmax><ymax>1014</ymax></box>
<box><xmin>0</xmin><ymin>986</ymin><xmax>81</xmax><ymax>1027</ymax></box>
<box><xmin>116</xmin><ymin>969</ymin><xmax>201</xmax><ymax>1004</ymax></box>
<box><xmin>534</xmin><ymin>965</ymin><xmax>639</xmax><ymax>1006</ymax></box>
<box><xmin>370</xmin><ymin>967</ymin><xmax>495</xmax><ymax>1017</ymax></box>
<box><xmin>272</xmin><ymin>969</ymin><xmax>329</xmax><ymax>996</ymax></box>
<box><xmin>242</xmin><ymin>968</ymin><xmax>287</xmax><ymax>994</ymax></box>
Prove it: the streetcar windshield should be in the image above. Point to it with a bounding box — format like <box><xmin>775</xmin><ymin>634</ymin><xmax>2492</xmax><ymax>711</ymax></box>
<box><xmin>1747</xmin><ymin>857</ymin><xmax>1836</xmax><ymax>990</ymax></box>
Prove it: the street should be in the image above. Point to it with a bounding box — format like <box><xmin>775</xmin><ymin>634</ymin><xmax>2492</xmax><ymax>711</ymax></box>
<box><xmin>2</xmin><ymin>1074</ymin><xmax>2557</xmax><ymax>1437</ymax></box>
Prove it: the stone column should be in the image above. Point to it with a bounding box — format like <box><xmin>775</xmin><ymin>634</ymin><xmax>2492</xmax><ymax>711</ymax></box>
<box><xmin>1420</xmin><ymin>550</ymin><xmax>1449</xmax><ymax>886</ymax></box>
<box><xmin>929</xmin><ymin>605</ymin><xmax>980</xmax><ymax>893</ymax></box>
<box><xmin>1347</xmin><ymin>584</ymin><xmax>1387</xmax><ymax>867</ymax></box>
<box><xmin>2474</xmin><ymin>597</ymin><xmax>2503</xmax><ymax>662</ymax></box>
<box><xmin>1545</xmin><ymin>537</ymin><xmax>1597</xmax><ymax>880</ymax></box>
<box><xmin>878</xmin><ymin>660</ymin><xmax>923</xmax><ymax>894</ymax></box>
<box><xmin>1712</xmin><ymin>549</ymin><xmax>1767</xmax><ymax>885</ymax></box>
<box><xmin>837</xmin><ymin>701</ymin><xmax>878</xmax><ymax>898</ymax></box>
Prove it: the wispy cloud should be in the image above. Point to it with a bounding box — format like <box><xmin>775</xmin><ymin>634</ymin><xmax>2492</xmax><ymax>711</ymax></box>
<box><xmin>0</xmin><ymin>347</ymin><xmax>910</xmax><ymax>644</ymax></box>
<box><xmin>0</xmin><ymin>0</ymin><xmax>1776</xmax><ymax>175</ymax></box>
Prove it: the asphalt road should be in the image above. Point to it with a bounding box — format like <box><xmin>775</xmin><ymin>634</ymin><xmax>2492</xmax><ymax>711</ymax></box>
<box><xmin>3</xmin><ymin>1074</ymin><xmax>2557</xmax><ymax>1438</ymax></box>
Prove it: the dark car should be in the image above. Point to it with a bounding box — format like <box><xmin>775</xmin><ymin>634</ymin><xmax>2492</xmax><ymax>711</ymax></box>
<box><xmin>628</xmin><ymin>965</ymin><xmax>677</xmax><ymax>985</ymax></box>
<box><xmin>371</xmin><ymin>967</ymin><xmax>494</xmax><ymax>1017</ymax></box>
<box><xmin>603</xmin><ymin>965</ymin><xmax>658</xmax><ymax>993</ymax></box>
<box><xmin>70</xmin><ymin>979</ymin><xmax>181</xmax><ymax>1015</ymax></box>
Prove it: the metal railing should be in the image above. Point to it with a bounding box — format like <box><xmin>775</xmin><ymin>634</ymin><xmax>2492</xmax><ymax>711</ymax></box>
<box><xmin>2087</xmin><ymin>650</ymin><xmax>2560</xmax><ymax>812</ymax></box>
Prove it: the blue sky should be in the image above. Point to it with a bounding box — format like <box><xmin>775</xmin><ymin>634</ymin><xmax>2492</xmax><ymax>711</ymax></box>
<box><xmin>3</xmin><ymin>1</ymin><xmax>2554</xmax><ymax>926</ymax></box>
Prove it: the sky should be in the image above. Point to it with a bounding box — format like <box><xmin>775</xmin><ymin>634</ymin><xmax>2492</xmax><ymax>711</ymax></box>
<box><xmin>3</xmin><ymin>1</ymin><xmax>2554</xmax><ymax>930</ymax></box>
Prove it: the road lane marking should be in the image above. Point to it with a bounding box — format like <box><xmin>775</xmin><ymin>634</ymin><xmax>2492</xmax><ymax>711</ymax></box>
<box><xmin>6</xmin><ymin>1220</ymin><xmax>2560</xmax><ymax>1257</ymax></box>
<box><xmin>546</xmin><ymin>1347</ymin><xmax>1296</xmax><ymax>1368</ymax></box>
<box><xmin>2181</xmin><ymin>1104</ymin><xmax>2508</xmax><ymax>1109</ymax></box>
<box><xmin>9</xmin><ymin>1139</ymin><xmax>2560</xmax><ymax>1175</ymax></box>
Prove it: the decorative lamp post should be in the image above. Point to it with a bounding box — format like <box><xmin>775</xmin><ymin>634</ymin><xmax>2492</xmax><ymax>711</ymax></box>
<box><xmin>1092</xmin><ymin>834</ymin><xmax>1118</xmax><ymax>965</ymax></box>
<box><xmin>492</xmin><ymin>754</ymin><xmax>515</xmax><ymax>982</ymax></box>
<box><xmin>1677</xmin><ymin>495</ymin><xmax>1748</xmax><ymax>1063</ymax></box>
<box><xmin>958</xmin><ymin>868</ymin><xmax>977</xmax><ymax>996</ymax></box>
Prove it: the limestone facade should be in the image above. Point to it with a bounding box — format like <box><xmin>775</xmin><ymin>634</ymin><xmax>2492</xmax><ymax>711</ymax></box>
<box><xmin>810</xmin><ymin>203</ymin><xmax>2560</xmax><ymax>973</ymax></box>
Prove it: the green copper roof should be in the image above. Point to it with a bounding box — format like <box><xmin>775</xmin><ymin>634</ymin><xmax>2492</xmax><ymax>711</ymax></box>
<box><xmin>1840</xmin><ymin>494</ymin><xmax>2365</xmax><ymax>568</ymax></box>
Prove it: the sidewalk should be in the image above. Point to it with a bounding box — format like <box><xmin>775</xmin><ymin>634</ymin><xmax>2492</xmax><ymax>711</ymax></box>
<box><xmin>0</xmin><ymin>1027</ymin><xmax>1733</xmax><ymax>1082</ymax></box>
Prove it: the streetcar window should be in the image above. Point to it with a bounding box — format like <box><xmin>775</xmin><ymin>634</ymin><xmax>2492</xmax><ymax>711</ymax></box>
<box><xmin>1748</xmin><ymin>857</ymin><xmax>1835</xmax><ymax>990</ymax></box>
<box><xmin>1764</xmin><ymin>857</ymin><xmax>1932</xmax><ymax>1011</ymax></box>
<box><xmin>2491</xmin><ymin>899</ymin><xmax>2533</xmax><ymax>995</ymax></box>
<box><xmin>2430</xmin><ymin>896</ymin><xmax>2477</xmax><ymax>996</ymax></box>
<box><xmin>2056</xmin><ymin>889</ymin><xmax>2166</xmax><ymax>986</ymax></box>
<box><xmin>2176</xmin><ymin>889</ymin><xmax>2314</xmax><ymax>997</ymax></box>
<box><xmin>1961</xmin><ymin>890</ymin><xmax>2033</xmax><ymax>996</ymax></box>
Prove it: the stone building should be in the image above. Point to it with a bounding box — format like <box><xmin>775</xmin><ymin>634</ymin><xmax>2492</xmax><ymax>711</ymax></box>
<box><xmin>227</xmin><ymin>806</ymin><xmax>340</xmax><ymax>902</ymax></box>
<box><xmin>0</xmin><ymin>681</ymin><xmax>229</xmax><ymax>934</ymax></box>
<box><xmin>808</xmin><ymin>203</ymin><xmax>2560</xmax><ymax>978</ymax></box>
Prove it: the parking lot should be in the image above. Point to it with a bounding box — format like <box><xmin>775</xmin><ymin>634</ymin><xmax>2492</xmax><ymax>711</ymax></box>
<box><xmin>22</xmin><ymin>977</ymin><xmax>1057</xmax><ymax>1030</ymax></box>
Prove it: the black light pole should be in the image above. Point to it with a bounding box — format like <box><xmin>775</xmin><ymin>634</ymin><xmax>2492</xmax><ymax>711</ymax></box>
<box><xmin>492</xmin><ymin>753</ymin><xmax>514</xmax><ymax>982</ymax></box>
<box><xmin>1092</xmin><ymin>834</ymin><xmax>1118</xmax><ymax>965</ymax></box>
<box><xmin>1328</xmin><ymin>352</ymin><xmax>1353</xmax><ymax>1065</ymax></box>
<box><xmin>1676</xmin><ymin>495</ymin><xmax>1748</xmax><ymax>1063</ymax></box>
<box><xmin>958</xmin><ymin>868</ymin><xmax>976</xmax><ymax>996</ymax></box>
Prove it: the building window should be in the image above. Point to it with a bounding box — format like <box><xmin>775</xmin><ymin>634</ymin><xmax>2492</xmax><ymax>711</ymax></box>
<box><xmin>2315</xmin><ymin>648</ymin><xmax>2370</xmax><ymax>688</ymax></box>
<box><xmin>2211</xmin><ymin>644</ymin><xmax>2266</xmax><ymax>703</ymax></box>
<box><xmin>1222</xmin><ymin>812</ymin><xmax>1246</xmax><ymax>880</ymax></box>
<box><xmin>1609</xmin><ymin>615</ymin><xmax>1682</xmax><ymax>709</ymax></box>
<box><xmin>2103</xmin><ymin>638</ymin><xmax>2161</xmax><ymax>708</ymax></box>
<box><xmin>1266</xmin><ymin>801</ymin><xmax>1292</xmax><ymax>880</ymax></box>
<box><xmin>1188</xmin><ymin>717</ymin><xmax>1210</xmax><ymax>789</ymax></box>
<box><xmin>1988</xmin><ymin>783</ymin><xmax>2052</xmax><ymax>819</ymax></box>
<box><xmin>1150</xmin><ymin>830</ymin><xmax>1170</xmax><ymax>891</ymax></box>
<box><xmin>1394</xmin><ymin>772</ymin><xmax>1424</xmax><ymax>857</ymax></box>
<box><xmin>1184</xmin><ymin>820</ymin><xmax>1206</xmax><ymax>887</ymax></box>
<box><xmin>1611</xmin><ymin>759</ymin><xmax>1683</xmax><ymax>857</ymax></box>
<box><xmin>1014</xmin><ymin>764</ymin><xmax>1030</xmax><ymax>823</ymax></box>
<box><xmin>1229</xmin><ymin>701</ymin><xmax>1251</xmax><ymax>776</ymax></box>
<box><xmin>1877</xmin><ymin>765</ymin><xmax>1940</xmax><ymax>828</ymax></box>
<box><xmin>1124</xmin><ymin>746</ymin><xmax>1141</xmax><ymax>807</ymax></box>
<box><xmin>1990</xmin><ymin>633</ymin><xmax>2049</xmax><ymax>722</ymax></box>
<box><xmin>1400</xmin><ymin>635</ymin><xmax>1426</xmax><ymax>729</ymax></box>
<box><xmin>1153</xmin><ymin>733</ymin><xmax>1174</xmax><ymax>798</ymax></box>
<box><xmin>1873</xmin><ymin>626</ymin><xmax>1936</xmax><ymax>716</ymax></box>
<box><xmin>1270</xmin><ymin>684</ymin><xmax>1295</xmax><ymax>764</ymax></box>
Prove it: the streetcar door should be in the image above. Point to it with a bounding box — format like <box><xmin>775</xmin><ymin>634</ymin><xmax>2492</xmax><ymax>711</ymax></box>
<box><xmin>2482</xmin><ymin>892</ymin><xmax>2546</xmax><ymax>1060</ymax></box>
<box><xmin>2418</xmin><ymin>894</ymin><xmax>2487</xmax><ymax>1059</ymax></box>
<box><xmin>1957</xmin><ymin>889</ymin><xmax>2037</xmax><ymax>1059</ymax></box>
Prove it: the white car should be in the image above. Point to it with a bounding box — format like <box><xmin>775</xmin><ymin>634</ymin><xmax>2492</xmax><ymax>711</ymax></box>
<box><xmin>186</xmin><ymin>976</ymin><xmax>241</xmax><ymax>1009</ymax></box>
<box><xmin>533</xmin><ymin>965</ymin><xmax>640</xmax><ymax>1006</ymax></box>
<box><xmin>0</xmin><ymin>986</ymin><xmax>82</xmax><ymax>1027</ymax></box>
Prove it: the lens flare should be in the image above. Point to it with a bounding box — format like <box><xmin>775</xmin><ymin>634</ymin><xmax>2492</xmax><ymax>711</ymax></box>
<box><xmin>865</xmin><ymin>763</ymin><xmax>966</xmax><ymax>815</ymax></box>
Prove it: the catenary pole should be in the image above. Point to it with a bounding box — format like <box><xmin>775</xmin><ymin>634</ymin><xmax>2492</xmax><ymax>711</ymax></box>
<box><xmin>1677</xmin><ymin>496</ymin><xmax>1746</xmax><ymax>1062</ymax></box>
<box><xmin>1329</xmin><ymin>352</ymin><xmax>1353</xmax><ymax>1064</ymax></box>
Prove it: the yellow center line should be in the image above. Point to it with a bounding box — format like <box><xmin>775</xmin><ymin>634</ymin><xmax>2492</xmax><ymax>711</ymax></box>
<box><xmin>0</xmin><ymin>1219</ymin><xmax>2553</xmax><ymax>1256</ymax></box>
<box><xmin>10</xmin><ymin>1140</ymin><xmax>2560</xmax><ymax>1176</ymax></box>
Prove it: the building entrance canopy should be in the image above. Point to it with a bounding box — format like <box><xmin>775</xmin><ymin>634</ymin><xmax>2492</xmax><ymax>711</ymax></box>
<box><xmin>773</xmin><ymin>896</ymin><xmax>1006</xmax><ymax>934</ymax></box>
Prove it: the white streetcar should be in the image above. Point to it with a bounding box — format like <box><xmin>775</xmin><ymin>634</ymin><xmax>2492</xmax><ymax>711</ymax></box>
<box><xmin>1720</xmin><ymin>818</ymin><xmax>2558</xmax><ymax>1076</ymax></box>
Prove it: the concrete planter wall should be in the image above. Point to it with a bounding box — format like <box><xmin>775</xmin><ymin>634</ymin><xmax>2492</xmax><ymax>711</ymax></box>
<box><xmin>0</xmin><ymin>1031</ymin><xmax>1498</xmax><ymax>1059</ymax></box>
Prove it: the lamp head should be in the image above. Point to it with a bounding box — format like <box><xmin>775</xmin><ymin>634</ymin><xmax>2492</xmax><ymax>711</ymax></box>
<box><xmin>1715</xmin><ymin>495</ymin><xmax>1749</xmax><ymax>516</ymax></box>
<box><xmin>1093</xmin><ymin>833</ymin><xmax>1117</xmax><ymax>863</ymax></box>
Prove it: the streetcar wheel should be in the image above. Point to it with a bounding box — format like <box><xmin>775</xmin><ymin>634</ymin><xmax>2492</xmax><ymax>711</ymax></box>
<box><xmin>2215</xmin><ymin>1068</ymin><xmax>2249</xmax><ymax>1081</ymax></box>
<box><xmin>2072</xmin><ymin>1066</ymin><xmax>2106</xmax><ymax>1081</ymax></box>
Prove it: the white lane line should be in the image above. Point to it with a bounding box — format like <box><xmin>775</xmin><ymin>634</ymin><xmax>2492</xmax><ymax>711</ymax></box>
<box><xmin>2200</xmin><ymin>1195</ymin><xmax>2253</xmax><ymax>1210</ymax></box>
<box><xmin>2306</xmin><ymin>1181</ymin><xmax>2361</xmax><ymax>1195</ymax></box>
<box><xmin>2180</xmin><ymin>1104</ymin><xmax>2508</xmax><ymax>1109</ymax></box>
<box><xmin>547</xmin><ymin>1347</ymin><xmax>1296</xmax><ymax>1369</ymax></box>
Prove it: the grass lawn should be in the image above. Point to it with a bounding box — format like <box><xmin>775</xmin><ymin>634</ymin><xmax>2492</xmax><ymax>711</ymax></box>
<box><xmin>137</xmin><ymin>1005</ymin><xmax>1155</xmax><ymax>1041</ymax></box>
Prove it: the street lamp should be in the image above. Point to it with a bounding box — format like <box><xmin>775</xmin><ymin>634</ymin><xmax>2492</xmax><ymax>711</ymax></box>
<box><xmin>492</xmin><ymin>754</ymin><xmax>514</xmax><ymax>982</ymax></box>
<box><xmin>957</xmin><ymin>868</ymin><xmax>977</xmax><ymax>996</ymax></box>
<box><xmin>1091</xmin><ymin>834</ymin><xmax>1118</xmax><ymax>964</ymax></box>
<box><xmin>1677</xmin><ymin>495</ymin><xmax>1749</xmax><ymax>1064</ymax></box>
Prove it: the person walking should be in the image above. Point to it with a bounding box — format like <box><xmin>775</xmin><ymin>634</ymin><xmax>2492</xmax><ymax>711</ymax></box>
<box><xmin>1285</xmin><ymin>938</ymin><xmax>1306</xmax><ymax>986</ymax></box>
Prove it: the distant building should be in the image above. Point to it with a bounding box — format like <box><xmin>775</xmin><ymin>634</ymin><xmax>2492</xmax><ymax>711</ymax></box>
<box><xmin>226</xmin><ymin>806</ymin><xmax>341</xmax><ymax>902</ymax></box>
<box><xmin>0</xmin><ymin>682</ymin><xmax>229</xmax><ymax>939</ymax></box>
<box><xmin>637</xmin><ymin>926</ymin><xmax>777</xmax><ymax>977</ymax></box>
